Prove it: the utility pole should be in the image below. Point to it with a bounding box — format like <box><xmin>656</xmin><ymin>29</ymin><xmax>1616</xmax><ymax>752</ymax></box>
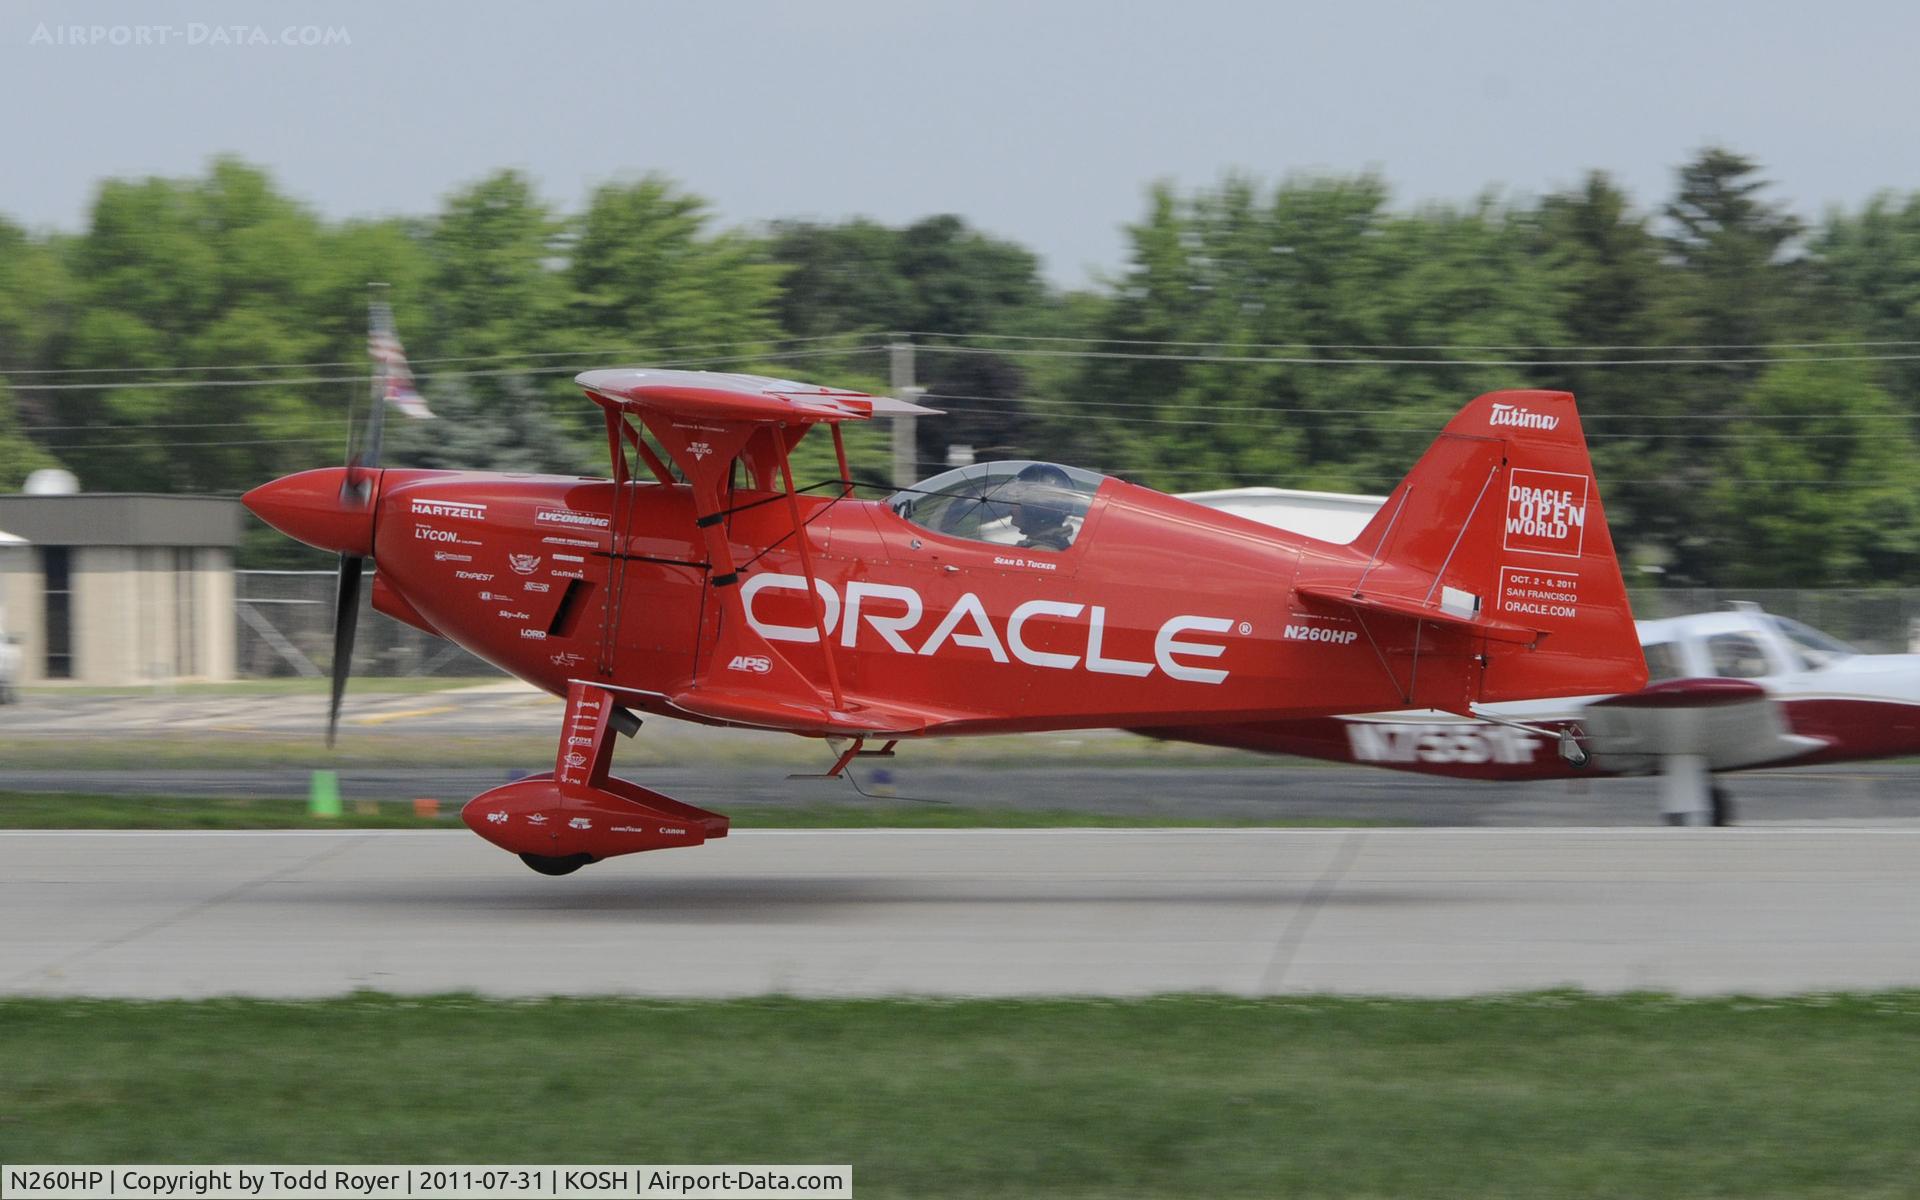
<box><xmin>889</xmin><ymin>338</ymin><xmax>921</xmax><ymax>487</ymax></box>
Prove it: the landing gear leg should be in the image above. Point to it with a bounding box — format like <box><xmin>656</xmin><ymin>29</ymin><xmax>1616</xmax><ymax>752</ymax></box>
<box><xmin>1709</xmin><ymin>784</ymin><xmax>1734</xmax><ymax>828</ymax></box>
<box><xmin>1657</xmin><ymin>753</ymin><xmax>1713</xmax><ymax>827</ymax></box>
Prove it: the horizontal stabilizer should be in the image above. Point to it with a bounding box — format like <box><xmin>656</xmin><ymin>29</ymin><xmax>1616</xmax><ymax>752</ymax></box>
<box><xmin>1295</xmin><ymin>584</ymin><xmax>1543</xmax><ymax>645</ymax></box>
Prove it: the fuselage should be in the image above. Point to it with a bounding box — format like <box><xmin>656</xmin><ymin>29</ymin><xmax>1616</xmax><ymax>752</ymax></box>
<box><xmin>370</xmin><ymin>467</ymin><xmax>1488</xmax><ymax>735</ymax></box>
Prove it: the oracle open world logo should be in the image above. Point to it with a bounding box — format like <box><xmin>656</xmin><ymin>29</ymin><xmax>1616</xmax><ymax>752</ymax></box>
<box><xmin>28</xmin><ymin>23</ymin><xmax>352</xmax><ymax>48</ymax></box>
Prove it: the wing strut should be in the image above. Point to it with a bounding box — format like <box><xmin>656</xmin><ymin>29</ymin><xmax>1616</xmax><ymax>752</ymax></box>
<box><xmin>773</xmin><ymin>422</ymin><xmax>846</xmax><ymax>708</ymax></box>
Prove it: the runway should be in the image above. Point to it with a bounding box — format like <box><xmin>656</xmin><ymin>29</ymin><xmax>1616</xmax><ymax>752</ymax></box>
<box><xmin>5</xmin><ymin>828</ymin><xmax>1919</xmax><ymax>999</ymax></box>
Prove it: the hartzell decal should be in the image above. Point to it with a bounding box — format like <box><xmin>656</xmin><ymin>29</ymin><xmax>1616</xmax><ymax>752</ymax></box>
<box><xmin>409</xmin><ymin>499</ymin><xmax>487</xmax><ymax>520</ymax></box>
<box><xmin>741</xmin><ymin>572</ymin><xmax>1236</xmax><ymax>684</ymax></box>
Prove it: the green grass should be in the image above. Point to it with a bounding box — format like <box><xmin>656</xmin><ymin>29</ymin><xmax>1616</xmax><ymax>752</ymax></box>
<box><xmin>3</xmin><ymin>993</ymin><xmax>1918</xmax><ymax>1198</ymax></box>
<box><xmin>0</xmin><ymin>792</ymin><xmax>1384</xmax><ymax>830</ymax></box>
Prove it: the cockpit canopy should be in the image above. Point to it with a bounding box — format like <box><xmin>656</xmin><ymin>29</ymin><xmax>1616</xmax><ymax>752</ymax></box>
<box><xmin>890</xmin><ymin>460</ymin><xmax>1106</xmax><ymax>552</ymax></box>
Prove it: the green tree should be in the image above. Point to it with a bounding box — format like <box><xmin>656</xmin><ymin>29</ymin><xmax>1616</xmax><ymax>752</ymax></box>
<box><xmin>1705</xmin><ymin>358</ymin><xmax>1919</xmax><ymax>584</ymax></box>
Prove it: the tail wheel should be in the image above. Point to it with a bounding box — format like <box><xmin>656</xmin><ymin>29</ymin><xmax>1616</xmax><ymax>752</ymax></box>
<box><xmin>519</xmin><ymin>852</ymin><xmax>595</xmax><ymax>876</ymax></box>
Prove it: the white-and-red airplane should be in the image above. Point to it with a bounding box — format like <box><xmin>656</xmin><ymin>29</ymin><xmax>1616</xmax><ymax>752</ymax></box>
<box><xmin>1141</xmin><ymin>602</ymin><xmax>1920</xmax><ymax>825</ymax></box>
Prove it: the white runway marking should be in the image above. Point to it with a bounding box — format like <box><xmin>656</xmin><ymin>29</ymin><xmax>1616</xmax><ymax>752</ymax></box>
<box><xmin>6</xmin><ymin>828</ymin><xmax>1920</xmax><ymax>999</ymax></box>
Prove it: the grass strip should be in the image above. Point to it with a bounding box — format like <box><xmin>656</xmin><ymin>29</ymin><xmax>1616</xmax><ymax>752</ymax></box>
<box><xmin>3</xmin><ymin>992</ymin><xmax>1918</xmax><ymax>1198</ymax></box>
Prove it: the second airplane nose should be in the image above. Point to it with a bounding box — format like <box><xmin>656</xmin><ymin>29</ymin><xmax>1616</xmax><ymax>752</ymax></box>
<box><xmin>241</xmin><ymin>467</ymin><xmax>378</xmax><ymax>557</ymax></box>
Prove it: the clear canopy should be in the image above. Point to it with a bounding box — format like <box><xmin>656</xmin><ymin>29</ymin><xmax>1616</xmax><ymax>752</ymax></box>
<box><xmin>1768</xmin><ymin>614</ymin><xmax>1857</xmax><ymax>670</ymax></box>
<box><xmin>889</xmin><ymin>460</ymin><xmax>1106</xmax><ymax>552</ymax></box>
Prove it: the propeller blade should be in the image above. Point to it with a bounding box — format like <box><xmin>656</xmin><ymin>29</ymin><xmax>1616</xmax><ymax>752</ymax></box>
<box><xmin>327</xmin><ymin>552</ymin><xmax>364</xmax><ymax>747</ymax></box>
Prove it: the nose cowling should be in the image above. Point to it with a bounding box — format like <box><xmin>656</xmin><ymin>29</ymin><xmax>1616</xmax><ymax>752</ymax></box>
<box><xmin>242</xmin><ymin>467</ymin><xmax>379</xmax><ymax>557</ymax></box>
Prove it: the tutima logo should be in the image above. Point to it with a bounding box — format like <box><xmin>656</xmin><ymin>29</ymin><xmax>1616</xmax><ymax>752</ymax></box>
<box><xmin>1504</xmin><ymin>468</ymin><xmax>1590</xmax><ymax>558</ymax></box>
<box><xmin>410</xmin><ymin>499</ymin><xmax>486</xmax><ymax>520</ymax></box>
<box><xmin>1284</xmin><ymin>624</ymin><xmax>1358</xmax><ymax>645</ymax></box>
<box><xmin>1490</xmin><ymin>403</ymin><xmax>1559</xmax><ymax>432</ymax></box>
<box><xmin>727</xmin><ymin>654</ymin><xmax>773</xmax><ymax>674</ymax></box>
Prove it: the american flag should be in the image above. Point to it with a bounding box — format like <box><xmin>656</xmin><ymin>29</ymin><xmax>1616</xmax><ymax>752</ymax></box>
<box><xmin>368</xmin><ymin>301</ymin><xmax>434</xmax><ymax>419</ymax></box>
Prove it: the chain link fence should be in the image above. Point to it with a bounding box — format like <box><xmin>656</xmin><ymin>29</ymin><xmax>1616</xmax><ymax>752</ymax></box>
<box><xmin>234</xmin><ymin>571</ymin><xmax>1920</xmax><ymax>679</ymax></box>
<box><xmin>1629</xmin><ymin>588</ymin><xmax>1920</xmax><ymax>654</ymax></box>
<box><xmin>234</xmin><ymin>570</ymin><xmax>498</xmax><ymax>678</ymax></box>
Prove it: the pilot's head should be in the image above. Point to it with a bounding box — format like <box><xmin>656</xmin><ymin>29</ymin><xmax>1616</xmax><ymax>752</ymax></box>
<box><xmin>1011</xmin><ymin>463</ymin><xmax>1072</xmax><ymax>536</ymax></box>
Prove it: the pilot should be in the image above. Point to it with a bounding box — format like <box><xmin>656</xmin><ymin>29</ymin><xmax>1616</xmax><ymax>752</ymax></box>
<box><xmin>1011</xmin><ymin>463</ymin><xmax>1076</xmax><ymax>552</ymax></box>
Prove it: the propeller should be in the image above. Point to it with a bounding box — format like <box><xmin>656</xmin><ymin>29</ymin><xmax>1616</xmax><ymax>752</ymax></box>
<box><xmin>327</xmin><ymin>296</ymin><xmax>393</xmax><ymax>747</ymax></box>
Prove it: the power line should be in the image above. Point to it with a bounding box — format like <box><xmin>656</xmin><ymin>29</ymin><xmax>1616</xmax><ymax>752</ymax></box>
<box><xmin>907</xmin><ymin>330</ymin><xmax>1920</xmax><ymax>352</ymax></box>
<box><xmin>7</xmin><ymin>345</ymin><xmax>886</xmax><ymax>393</ymax></box>
<box><xmin>0</xmin><ymin>332</ymin><xmax>871</xmax><ymax>377</ymax></box>
<box><xmin>915</xmin><ymin>344</ymin><xmax>1920</xmax><ymax>368</ymax></box>
<box><xmin>922</xmin><ymin>399</ymin><xmax>1916</xmax><ymax>439</ymax></box>
<box><xmin>918</xmin><ymin>391</ymin><xmax>1920</xmax><ymax>422</ymax></box>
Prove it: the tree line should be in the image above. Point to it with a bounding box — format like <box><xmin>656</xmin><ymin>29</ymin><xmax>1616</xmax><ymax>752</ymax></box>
<box><xmin>0</xmin><ymin>149</ymin><xmax>1916</xmax><ymax>586</ymax></box>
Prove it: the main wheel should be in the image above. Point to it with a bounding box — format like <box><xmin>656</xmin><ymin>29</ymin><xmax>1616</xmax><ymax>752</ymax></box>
<box><xmin>519</xmin><ymin>852</ymin><xmax>595</xmax><ymax>876</ymax></box>
<box><xmin>1709</xmin><ymin>784</ymin><xmax>1734</xmax><ymax>828</ymax></box>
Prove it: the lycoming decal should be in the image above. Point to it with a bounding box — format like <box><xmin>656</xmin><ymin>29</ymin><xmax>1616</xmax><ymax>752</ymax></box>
<box><xmin>1489</xmin><ymin>403</ymin><xmax>1560</xmax><ymax>432</ymax></box>
<box><xmin>536</xmin><ymin>509</ymin><xmax>610</xmax><ymax>529</ymax></box>
<box><xmin>1347</xmin><ymin>722</ymin><xmax>1541</xmax><ymax>765</ymax></box>
<box><xmin>410</xmin><ymin>499</ymin><xmax>486</xmax><ymax>520</ymax></box>
<box><xmin>741</xmin><ymin>572</ymin><xmax>1235</xmax><ymax>685</ymax></box>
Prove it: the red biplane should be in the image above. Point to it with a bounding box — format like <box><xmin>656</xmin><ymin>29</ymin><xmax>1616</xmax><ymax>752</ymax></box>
<box><xmin>244</xmin><ymin>370</ymin><xmax>1647</xmax><ymax>873</ymax></box>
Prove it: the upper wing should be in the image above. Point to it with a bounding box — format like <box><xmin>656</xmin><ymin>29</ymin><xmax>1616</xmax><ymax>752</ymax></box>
<box><xmin>577</xmin><ymin>368</ymin><xmax>941</xmax><ymax>424</ymax></box>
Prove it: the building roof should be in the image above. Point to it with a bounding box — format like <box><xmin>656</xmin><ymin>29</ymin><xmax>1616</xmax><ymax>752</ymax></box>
<box><xmin>0</xmin><ymin>494</ymin><xmax>242</xmax><ymax>547</ymax></box>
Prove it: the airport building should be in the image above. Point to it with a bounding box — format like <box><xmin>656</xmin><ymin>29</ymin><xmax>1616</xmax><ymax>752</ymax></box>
<box><xmin>0</xmin><ymin>493</ymin><xmax>243</xmax><ymax>685</ymax></box>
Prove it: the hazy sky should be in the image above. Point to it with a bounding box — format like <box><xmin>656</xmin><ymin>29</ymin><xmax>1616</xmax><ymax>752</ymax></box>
<box><xmin>6</xmin><ymin>0</ymin><xmax>1917</xmax><ymax>286</ymax></box>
